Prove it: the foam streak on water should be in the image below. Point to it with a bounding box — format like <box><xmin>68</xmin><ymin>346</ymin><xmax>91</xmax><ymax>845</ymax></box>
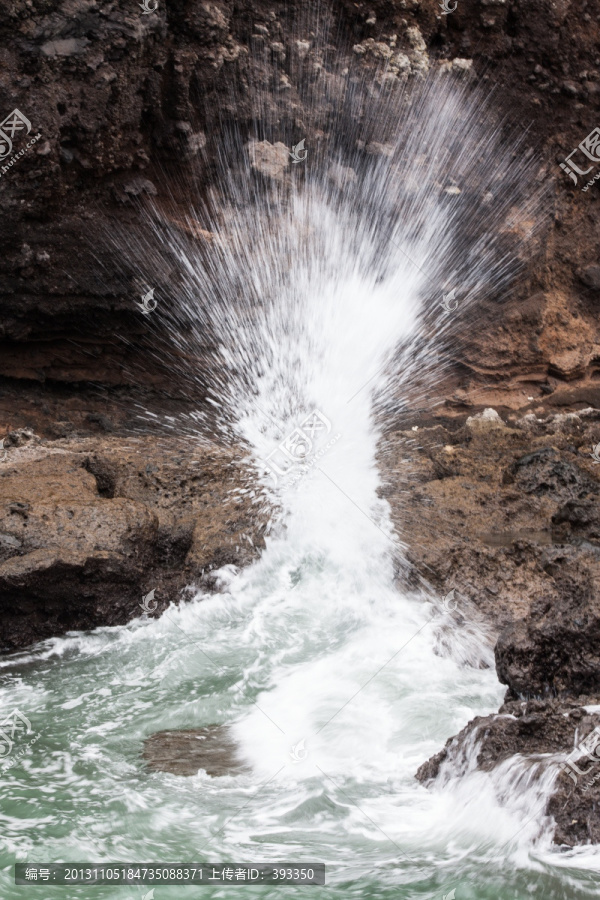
<box><xmin>1</xmin><ymin>41</ymin><xmax>598</xmax><ymax>900</ymax></box>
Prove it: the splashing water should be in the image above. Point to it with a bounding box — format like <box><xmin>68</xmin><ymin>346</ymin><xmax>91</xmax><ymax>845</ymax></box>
<box><xmin>1</xmin><ymin>37</ymin><xmax>599</xmax><ymax>900</ymax></box>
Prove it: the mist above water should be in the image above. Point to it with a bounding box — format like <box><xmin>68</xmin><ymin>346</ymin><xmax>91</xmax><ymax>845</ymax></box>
<box><xmin>117</xmin><ymin>59</ymin><xmax>545</xmax><ymax>458</ymax></box>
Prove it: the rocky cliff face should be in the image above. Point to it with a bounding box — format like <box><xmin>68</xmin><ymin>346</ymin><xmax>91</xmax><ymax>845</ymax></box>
<box><xmin>385</xmin><ymin>404</ymin><xmax>600</xmax><ymax>847</ymax></box>
<box><xmin>0</xmin><ymin>0</ymin><xmax>598</xmax><ymax>407</ymax></box>
<box><xmin>1</xmin><ymin>0</ymin><xmax>600</xmax><ymax>849</ymax></box>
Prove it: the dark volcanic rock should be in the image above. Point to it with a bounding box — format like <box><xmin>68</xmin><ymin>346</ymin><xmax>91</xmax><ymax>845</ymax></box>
<box><xmin>417</xmin><ymin>699</ymin><xmax>598</xmax><ymax>782</ymax></box>
<box><xmin>143</xmin><ymin>725</ymin><xmax>248</xmax><ymax>777</ymax></box>
<box><xmin>552</xmin><ymin>499</ymin><xmax>600</xmax><ymax>545</ymax></box>
<box><xmin>0</xmin><ymin>0</ymin><xmax>599</xmax><ymax>410</ymax></box>
<box><xmin>502</xmin><ymin>448</ymin><xmax>598</xmax><ymax>501</ymax></box>
<box><xmin>416</xmin><ymin>699</ymin><xmax>600</xmax><ymax>847</ymax></box>
<box><xmin>495</xmin><ymin>573</ymin><xmax>600</xmax><ymax>699</ymax></box>
<box><xmin>0</xmin><ymin>548</ymin><xmax>148</xmax><ymax>652</ymax></box>
<box><xmin>549</xmin><ymin>766</ymin><xmax>600</xmax><ymax>847</ymax></box>
<box><xmin>402</xmin><ymin>410</ymin><xmax>600</xmax><ymax>847</ymax></box>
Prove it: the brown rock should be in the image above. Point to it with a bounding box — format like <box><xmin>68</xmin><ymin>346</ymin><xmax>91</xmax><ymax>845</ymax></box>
<box><xmin>0</xmin><ymin>435</ymin><xmax>269</xmax><ymax>651</ymax></box>
<box><xmin>416</xmin><ymin>699</ymin><xmax>600</xmax><ymax>846</ymax></box>
<box><xmin>495</xmin><ymin>576</ymin><xmax>600</xmax><ymax>699</ymax></box>
<box><xmin>143</xmin><ymin>725</ymin><xmax>248</xmax><ymax>777</ymax></box>
<box><xmin>246</xmin><ymin>139</ymin><xmax>290</xmax><ymax>180</ymax></box>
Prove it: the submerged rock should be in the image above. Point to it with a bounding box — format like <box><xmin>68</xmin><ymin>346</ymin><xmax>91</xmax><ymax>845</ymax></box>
<box><xmin>143</xmin><ymin>725</ymin><xmax>248</xmax><ymax>777</ymax></box>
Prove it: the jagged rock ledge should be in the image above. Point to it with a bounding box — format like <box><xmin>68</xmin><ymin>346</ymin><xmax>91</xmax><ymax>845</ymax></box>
<box><xmin>0</xmin><ymin>429</ymin><xmax>269</xmax><ymax>652</ymax></box>
<box><xmin>415</xmin><ymin>699</ymin><xmax>600</xmax><ymax>847</ymax></box>
<box><xmin>400</xmin><ymin>407</ymin><xmax>600</xmax><ymax>847</ymax></box>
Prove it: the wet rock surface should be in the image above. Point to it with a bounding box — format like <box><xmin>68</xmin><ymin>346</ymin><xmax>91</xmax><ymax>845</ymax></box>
<box><xmin>495</xmin><ymin>586</ymin><xmax>600</xmax><ymax>699</ymax></box>
<box><xmin>0</xmin><ymin>430</ymin><xmax>268</xmax><ymax>651</ymax></box>
<box><xmin>415</xmin><ymin>698</ymin><xmax>600</xmax><ymax>848</ymax></box>
<box><xmin>416</xmin><ymin>699</ymin><xmax>600</xmax><ymax>781</ymax></box>
<box><xmin>549</xmin><ymin>758</ymin><xmax>600</xmax><ymax>848</ymax></box>
<box><xmin>143</xmin><ymin>725</ymin><xmax>248</xmax><ymax>777</ymax></box>
<box><xmin>390</xmin><ymin>407</ymin><xmax>600</xmax><ymax>846</ymax></box>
